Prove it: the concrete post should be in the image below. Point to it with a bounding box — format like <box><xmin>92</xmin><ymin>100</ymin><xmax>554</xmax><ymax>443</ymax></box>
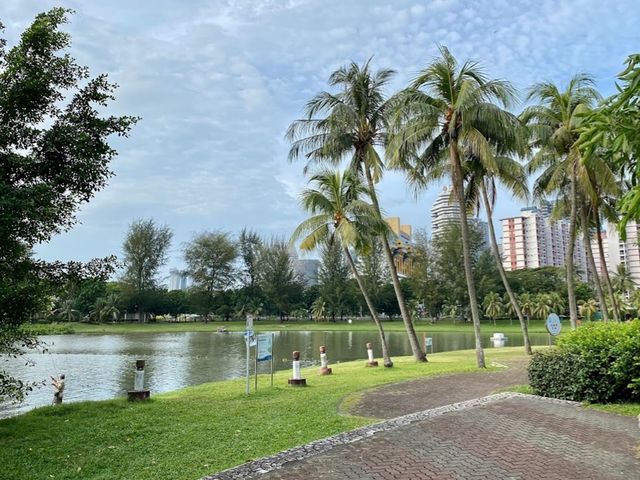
<box><xmin>366</xmin><ymin>342</ymin><xmax>379</xmax><ymax>367</ymax></box>
<box><xmin>288</xmin><ymin>351</ymin><xmax>307</xmax><ymax>386</ymax></box>
<box><xmin>319</xmin><ymin>345</ymin><xmax>332</xmax><ymax>375</ymax></box>
<box><xmin>127</xmin><ymin>359</ymin><xmax>150</xmax><ymax>401</ymax></box>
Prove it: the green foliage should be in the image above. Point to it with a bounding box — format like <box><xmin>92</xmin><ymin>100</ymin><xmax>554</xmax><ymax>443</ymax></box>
<box><xmin>257</xmin><ymin>240</ymin><xmax>303</xmax><ymax>319</ymax></box>
<box><xmin>529</xmin><ymin>321</ymin><xmax>640</xmax><ymax>402</ymax></box>
<box><xmin>317</xmin><ymin>241</ymin><xmax>352</xmax><ymax>321</ymax></box>
<box><xmin>122</xmin><ymin>219</ymin><xmax>173</xmax><ymax>293</ymax></box>
<box><xmin>0</xmin><ymin>8</ymin><xmax>135</xmax><ymax>401</ymax></box>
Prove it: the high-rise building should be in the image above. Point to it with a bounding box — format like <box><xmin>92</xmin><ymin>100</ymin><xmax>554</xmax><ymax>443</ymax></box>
<box><xmin>385</xmin><ymin>216</ymin><xmax>413</xmax><ymax>277</ymax></box>
<box><xmin>430</xmin><ymin>185</ymin><xmax>489</xmax><ymax>245</ymax></box>
<box><xmin>590</xmin><ymin>221</ymin><xmax>640</xmax><ymax>291</ymax></box>
<box><xmin>431</xmin><ymin>186</ymin><xmax>459</xmax><ymax>237</ymax></box>
<box><xmin>168</xmin><ymin>269</ymin><xmax>189</xmax><ymax>290</ymax></box>
<box><xmin>287</xmin><ymin>246</ymin><xmax>320</xmax><ymax>286</ymax></box>
<box><xmin>500</xmin><ymin>206</ymin><xmax>588</xmax><ymax>278</ymax></box>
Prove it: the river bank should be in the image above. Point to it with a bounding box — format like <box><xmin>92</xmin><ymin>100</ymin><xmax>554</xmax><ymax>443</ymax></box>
<box><xmin>1</xmin><ymin>347</ymin><xmax>534</xmax><ymax>480</ymax></box>
<box><xmin>23</xmin><ymin>318</ymin><xmax>558</xmax><ymax>335</ymax></box>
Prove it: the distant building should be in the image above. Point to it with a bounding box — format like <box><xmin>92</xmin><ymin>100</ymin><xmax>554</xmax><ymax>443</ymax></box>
<box><xmin>500</xmin><ymin>206</ymin><xmax>588</xmax><ymax>278</ymax></box>
<box><xmin>385</xmin><ymin>216</ymin><xmax>413</xmax><ymax>277</ymax></box>
<box><xmin>590</xmin><ymin>221</ymin><xmax>640</xmax><ymax>292</ymax></box>
<box><xmin>287</xmin><ymin>246</ymin><xmax>320</xmax><ymax>286</ymax></box>
<box><xmin>430</xmin><ymin>185</ymin><xmax>489</xmax><ymax>245</ymax></box>
<box><xmin>168</xmin><ymin>269</ymin><xmax>189</xmax><ymax>291</ymax></box>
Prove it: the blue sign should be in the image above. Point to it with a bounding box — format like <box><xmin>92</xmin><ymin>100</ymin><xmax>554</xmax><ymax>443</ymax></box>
<box><xmin>257</xmin><ymin>334</ymin><xmax>272</xmax><ymax>362</ymax></box>
<box><xmin>244</xmin><ymin>330</ymin><xmax>256</xmax><ymax>347</ymax></box>
<box><xmin>425</xmin><ymin>337</ymin><xmax>433</xmax><ymax>347</ymax></box>
<box><xmin>546</xmin><ymin>313</ymin><xmax>562</xmax><ymax>336</ymax></box>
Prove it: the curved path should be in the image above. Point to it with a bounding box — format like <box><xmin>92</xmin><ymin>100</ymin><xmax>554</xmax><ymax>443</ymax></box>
<box><xmin>207</xmin><ymin>362</ymin><xmax>640</xmax><ymax>480</ymax></box>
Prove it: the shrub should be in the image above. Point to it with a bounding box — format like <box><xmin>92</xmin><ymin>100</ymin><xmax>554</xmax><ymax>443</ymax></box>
<box><xmin>528</xmin><ymin>320</ymin><xmax>640</xmax><ymax>403</ymax></box>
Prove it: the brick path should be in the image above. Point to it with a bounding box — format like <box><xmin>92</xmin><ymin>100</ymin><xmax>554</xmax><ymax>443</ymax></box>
<box><xmin>348</xmin><ymin>360</ymin><xmax>529</xmax><ymax>419</ymax></box>
<box><xmin>253</xmin><ymin>396</ymin><xmax>640</xmax><ymax>480</ymax></box>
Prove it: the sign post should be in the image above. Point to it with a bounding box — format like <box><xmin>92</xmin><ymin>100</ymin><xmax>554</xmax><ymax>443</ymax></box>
<box><xmin>545</xmin><ymin>313</ymin><xmax>562</xmax><ymax>345</ymax></box>
<box><xmin>256</xmin><ymin>333</ymin><xmax>273</xmax><ymax>389</ymax></box>
<box><xmin>244</xmin><ymin>315</ymin><xmax>255</xmax><ymax>395</ymax></box>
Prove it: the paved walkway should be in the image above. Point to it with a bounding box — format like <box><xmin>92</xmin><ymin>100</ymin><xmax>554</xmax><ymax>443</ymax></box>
<box><xmin>207</xmin><ymin>365</ymin><xmax>640</xmax><ymax>480</ymax></box>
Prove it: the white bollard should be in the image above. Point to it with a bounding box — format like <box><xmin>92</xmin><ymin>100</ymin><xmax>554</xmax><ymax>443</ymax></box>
<box><xmin>366</xmin><ymin>342</ymin><xmax>379</xmax><ymax>367</ymax></box>
<box><xmin>288</xmin><ymin>351</ymin><xmax>307</xmax><ymax>386</ymax></box>
<box><xmin>128</xmin><ymin>359</ymin><xmax>150</xmax><ymax>401</ymax></box>
<box><xmin>490</xmin><ymin>333</ymin><xmax>506</xmax><ymax>348</ymax></box>
<box><xmin>319</xmin><ymin>345</ymin><xmax>332</xmax><ymax>375</ymax></box>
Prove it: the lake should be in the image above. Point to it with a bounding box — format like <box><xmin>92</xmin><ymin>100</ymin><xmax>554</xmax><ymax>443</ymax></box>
<box><xmin>0</xmin><ymin>329</ymin><xmax>548</xmax><ymax>418</ymax></box>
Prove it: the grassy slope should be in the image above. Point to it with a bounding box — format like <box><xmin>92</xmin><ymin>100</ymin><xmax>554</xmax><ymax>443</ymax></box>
<box><xmin>1</xmin><ymin>348</ymin><xmax>532</xmax><ymax>480</ymax></box>
<box><xmin>27</xmin><ymin>318</ymin><xmax>558</xmax><ymax>335</ymax></box>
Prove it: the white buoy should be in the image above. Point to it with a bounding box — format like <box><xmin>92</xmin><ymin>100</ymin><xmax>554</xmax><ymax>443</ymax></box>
<box><xmin>366</xmin><ymin>342</ymin><xmax>379</xmax><ymax>367</ymax></box>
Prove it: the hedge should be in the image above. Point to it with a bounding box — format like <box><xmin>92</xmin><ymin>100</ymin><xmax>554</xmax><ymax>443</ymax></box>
<box><xmin>528</xmin><ymin>320</ymin><xmax>640</xmax><ymax>403</ymax></box>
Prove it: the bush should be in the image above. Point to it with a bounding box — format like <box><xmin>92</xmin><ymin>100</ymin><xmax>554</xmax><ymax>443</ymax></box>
<box><xmin>528</xmin><ymin>320</ymin><xmax>640</xmax><ymax>403</ymax></box>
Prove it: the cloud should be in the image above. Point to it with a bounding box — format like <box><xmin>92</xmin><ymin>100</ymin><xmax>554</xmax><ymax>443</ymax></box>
<box><xmin>2</xmin><ymin>0</ymin><xmax>638</xmax><ymax>269</ymax></box>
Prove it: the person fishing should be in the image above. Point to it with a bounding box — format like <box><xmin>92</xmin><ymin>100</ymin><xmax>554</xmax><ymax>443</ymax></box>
<box><xmin>51</xmin><ymin>374</ymin><xmax>65</xmax><ymax>405</ymax></box>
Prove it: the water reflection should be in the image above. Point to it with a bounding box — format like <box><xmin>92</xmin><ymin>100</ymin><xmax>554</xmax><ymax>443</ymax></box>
<box><xmin>0</xmin><ymin>330</ymin><xmax>548</xmax><ymax>418</ymax></box>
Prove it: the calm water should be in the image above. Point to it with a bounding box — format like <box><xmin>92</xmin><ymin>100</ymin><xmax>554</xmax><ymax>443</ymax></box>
<box><xmin>0</xmin><ymin>330</ymin><xmax>548</xmax><ymax>418</ymax></box>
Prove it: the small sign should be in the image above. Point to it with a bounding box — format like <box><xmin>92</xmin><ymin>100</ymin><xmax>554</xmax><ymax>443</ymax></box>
<box><xmin>257</xmin><ymin>334</ymin><xmax>273</xmax><ymax>362</ymax></box>
<box><xmin>546</xmin><ymin>313</ymin><xmax>562</xmax><ymax>336</ymax></box>
<box><xmin>244</xmin><ymin>330</ymin><xmax>256</xmax><ymax>347</ymax></box>
<box><xmin>246</xmin><ymin>314</ymin><xmax>254</xmax><ymax>330</ymax></box>
<box><xmin>426</xmin><ymin>337</ymin><xmax>433</xmax><ymax>347</ymax></box>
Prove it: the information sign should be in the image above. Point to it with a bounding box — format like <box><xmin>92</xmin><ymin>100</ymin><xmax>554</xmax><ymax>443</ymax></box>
<box><xmin>257</xmin><ymin>334</ymin><xmax>273</xmax><ymax>362</ymax></box>
<box><xmin>545</xmin><ymin>313</ymin><xmax>562</xmax><ymax>336</ymax></box>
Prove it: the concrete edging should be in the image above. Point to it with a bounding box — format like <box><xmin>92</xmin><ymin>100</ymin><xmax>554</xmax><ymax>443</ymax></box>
<box><xmin>204</xmin><ymin>393</ymin><xmax>580</xmax><ymax>480</ymax></box>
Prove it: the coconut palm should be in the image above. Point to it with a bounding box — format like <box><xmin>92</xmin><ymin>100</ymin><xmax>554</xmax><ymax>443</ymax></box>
<box><xmin>482</xmin><ymin>292</ymin><xmax>503</xmax><ymax>325</ymax></box>
<box><xmin>287</xmin><ymin>60</ymin><xmax>425</xmax><ymax>361</ymax></box>
<box><xmin>290</xmin><ymin>170</ymin><xmax>395</xmax><ymax>366</ymax></box>
<box><xmin>54</xmin><ymin>298</ymin><xmax>80</xmax><ymax>322</ymax></box>
<box><xmin>519</xmin><ymin>292</ymin><xmax>534</xmax><ymax>324</ymax></box>
<box><xmin>387</xmin><ymin>46</ymin><xmax>520</xmax><ymax>368</ymax></box>
<box><xmin>521</xmin><ymin>74</ymin><xmax>601</xmax><ymax>329</ymax></box>
<box><xmin>548</xmin><ymin>292</ymin><xmax>566</xmax><ymax>316</ymax></box>
<box><xmin>98</xmin><ymin>294</ymin><xmax>121</xmax><ymax>322</ymax></box>
<box><xmin>578</xmin><ymin>298</ymin><xmax>597</xmax><ymax>322</ymax></box>
<box><xmin>612</xmin><ymin>264</ymin><xmax>636</xmax><ymax>296</ymax></box>
<box><xmin>311</xmin><ymin>298</ymin><xmax>326</xmax><ymax>322</ymax></box>
<box><xmin>533</xmin><ymin>294</ymin><xmax>552</xmax><ymax>320</ymax></box>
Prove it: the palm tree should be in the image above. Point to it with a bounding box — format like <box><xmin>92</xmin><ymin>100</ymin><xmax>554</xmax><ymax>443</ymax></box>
<box><xmin>521</xmin><ymin>74</ymin><xmax>601</xmax><ymax>329</ymax></box>
<box><xmin>503</xmin><ymin>293</ymin><xmax>516</xmax><ymax>325</ymax></box>
<box><xmin>55</xmin><ymin>298</ymin><xmax>80</xmax><ymax>322</ymax></box>
<box><xmin>387</xmin><ymin>46</ymin><xmax>520</xmax><ymax>368</ymax></box>
<box><xmin>465</xmin><ymin>154</ymin><xmax>533</xmax><ymax>354</ymax></box>
<box><xmin>519</xmin><ymin>292</ymin><xmax>534</xmax><ymax>324</ymax></box>
<box><xmin>290</xmin><ymin>170</ymin><xmax>396</xmax><ymax>366</ymax></box>
<box><xmin>578</xmin><ymin>298</ymin><xmax>597</xmax><ymax>322</ymax></box>
<box><xmin>482</xmin><ymin>292</ymin><xmax>503</xmax><ymax>325</ymax></box>
<box><xmin>533</xmin><ymin>293</ymin><xmax>552</xmax><ymax>320</ymax></box>
<box><xmin>287</xmin><ymin>60</ymin><xmax>425</xmax><ymax>361</ymax></box>
<box><xmin>99</xmin><ymin>294</ymin><xmax>121</xmax><ymax>322</ymax></box>
<box><xmin>311</xmin><ymin>298</ymin><xmax>326</xmax><ymax>322</ymax></box>
<box><xmin>548</xmin><ymin>292</ymin><xmax>566</xmax><ymax>316</ymax></box>
<box><xmin>612</xmin><ymin>264</ymin><xmax>636</xmax><ymax>296</ymax></box>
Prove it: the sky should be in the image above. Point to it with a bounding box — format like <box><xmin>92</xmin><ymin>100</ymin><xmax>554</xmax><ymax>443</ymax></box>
<box><xmin>3</xmin><ymin>0</ymin><xmax>640</xmax><ymax>273</ymax></box>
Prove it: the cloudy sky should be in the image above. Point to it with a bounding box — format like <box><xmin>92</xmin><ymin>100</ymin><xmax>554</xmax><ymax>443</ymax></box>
<box><xmin>3</xmin><ymin>0</ymin><xmax>639</xmax><ymax>273</ymax></box>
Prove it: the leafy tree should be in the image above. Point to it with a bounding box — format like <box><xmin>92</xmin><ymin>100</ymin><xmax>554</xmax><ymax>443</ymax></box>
<box><xmin>482</xmin><ymin>293</ymin><xmax>503</xmax><ymax>325</ymax></box>
<box><xmin>405</xmin><ymin>229</ymin><xmax>439</xmax><ymax>317</ymax></box>
<box><xmin>612</xmin><ymin>264</ymin><xmax>636</xmax><ymax>295</ymax></box>
<box><xmin>238</xmin><ymin>228</ymin><xmax>262</xmax><ymax>291</ymax></box>
<box><xmin>0</xmin><ymin>9</ymin><xmax>135</xmax><ymax>401</ymax></box>
<box><xmin>54</xmin><ymin>298</ymin><xmax>80</xmax><ymax>322</ymax></box>
<box><xmin>521</xmin><ymin>74</ymin><xmax>601</xmax><ymax>329</ymax></box>
<box><xmin>357</xmin><ymin>238</ymin><xmax>388</xmax><ymax>313</ymax></box>
<box><xmin>184</xmin><ymin>231</ymin><xmax>237</xmax><ymax>320</ymax></box>
<box><xmin>388</xmin><ymin>46</ymin><xmax>519</xmax><ymax>367</ymax></box>
<box><xmin>287</xmin><ymin>60</ymin><xmax>425</xmax><ymax>362</ymax></box>
<box><xmin>317</xmin><ymin>240</ymin><xmax>351</xmax><ymax>321</ymax></box>
<box><xmin>578</xmin><ymin>298</ymin><xmax>597</xmax><ymax>322</ymax></box>
<box><xmin>257</xmin><ymin>240</ymin><xmax>303</xmax><ymax>321</ymax></box>
<box><xmin>122</xmin><ymin>219</ymin><xmax>173</xmax><ymax>321</ymax></box>
<box><xmin>291</xmin><ymin>170</ymin><xmax>395</xmax><ymax>366</ymax></box>
<box><xmin>533</xmin><ymin>293</ymin><xmax>552</xmax><ymax>320</ymax></box>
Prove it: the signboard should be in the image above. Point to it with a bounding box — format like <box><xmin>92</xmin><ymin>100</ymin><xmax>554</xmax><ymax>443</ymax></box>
<box><xmin>246</xmin><ymin>314</ymin><xmax>254</xmax><ymax>330</ymax></box>
<box><xmin>425</xmin><ymin>337</ymin><xmax>433</xmax><ymax>347</ymax></box>
<box><xmin>244</xmin><ymin>330</ymin><xmax>256</xmax><ymax>347</ymax></box>
<box><xmin>257</xmin><ymin>334</ymin><xmax>273</xmax><ymax>362</ymax></box>
<box><xmin>545</xmin><ymin>313</ymin><xmax>562</xmax><ymax>336</ymax></box>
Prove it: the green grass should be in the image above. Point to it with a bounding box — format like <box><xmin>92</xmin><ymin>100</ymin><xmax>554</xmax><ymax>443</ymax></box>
<box><xmin>587</xmin><ymin>403</ymin><xmax>640</xmax><ymax>417</ymax></box>
<box><xmin>0</xmin><ymin>347</ymin><xmax>532</xmax><ymax>480</ymax></box>
<box><xmin>21</xmin><ymin>323</ymin><xmax>77</xmax><ymax>335</ymax></box>
<box><xmin>494</xmin><ymin>384</ymin><xmax>535</xmax><ymax>395</ymax></box>
<box><xmin>48</xmin><ymin>318</ymin><xmax>557</xmax><ymax>335</ymax></box>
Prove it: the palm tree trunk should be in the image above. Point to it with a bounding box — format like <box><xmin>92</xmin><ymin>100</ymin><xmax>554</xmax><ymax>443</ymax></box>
<box><xmin>363</xmin><ymin>166</ymin><xmax>426</xmax><ymax>362</ymax></box>
<box><xmin>594</xmin><ymin>208</ymin><xmax>620</xmax><ymax>321</ymax></box>
<box><xmin>567</xmin><ymin>166</ymin><xmax>579</xmax><ymax>329</ymax></box>
<box><xmin>580</xmin><ymin>205</ymin><xmax>609</xmax><ymax>322</ymax></box>
<box><xmin>451</xmin><ymin>144</ymin><xmax>485</xmax><ymax>368</ymax></box>
<box><xmin>480</xmin><ymin>183</ymin><xmax>532</xmax><ymax>355</ymax></box>
<box><xmin>343</xmin><ymin>246</ymin><xmax>394</xmax><ymax>367</ymax></box>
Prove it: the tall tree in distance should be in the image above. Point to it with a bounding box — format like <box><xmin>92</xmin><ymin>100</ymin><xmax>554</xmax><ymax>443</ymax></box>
<box><xmin>287</xmin><ymin>60</ymin><xmax>425</xmax><ymax>361</ymax></box>
<box><xmin>184</xmin><ymin>231</ymin><xmax>237</xmax><ymax>320</ymax></box>
<box><xmin>122</xmin><ymin>219</ymin><xmax>172</xmax><ymax>320</ymax></box>
<box><xmin>0</xmin><ymin>8</ymin><xmax>136</xmax><ymax>401</ymax></box>
<box><xmin>521</xmin><ymin>74</ymin><xmax>601</xmax><ymax>329</ymax></box>
<box><xmin>238</xmin><ymin>228</ymin><xmax>262</xmax><ymax>292</ymax></box>
<box><xmin>388</xmin><ymin>46</ymin><xmax>520</xmax><ymax>367</ymax></box>
<box><xmin>317</xmin><ymin>240</ymin><xmax>351</xmax><ymax>322</ymax></box>
<box><xmin>257</xmin><ymin>240</ymin><xmax>303</xmax><ymax>322</ymax></box>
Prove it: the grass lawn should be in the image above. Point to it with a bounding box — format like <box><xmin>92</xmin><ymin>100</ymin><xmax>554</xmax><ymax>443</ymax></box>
<box><xmin>1</xmin><ymin>347</ymin><xmax>533</xmax><ymax>480</ymax></box>
<box><xmin>25</xmin><ymin>318</ymin><xmax>558</xmax><ymax>336</ymax></box>
<box><xmin>587</xmin><ymin>403</ymin><xmax>640</xmax><ymax>417</ymax></box>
